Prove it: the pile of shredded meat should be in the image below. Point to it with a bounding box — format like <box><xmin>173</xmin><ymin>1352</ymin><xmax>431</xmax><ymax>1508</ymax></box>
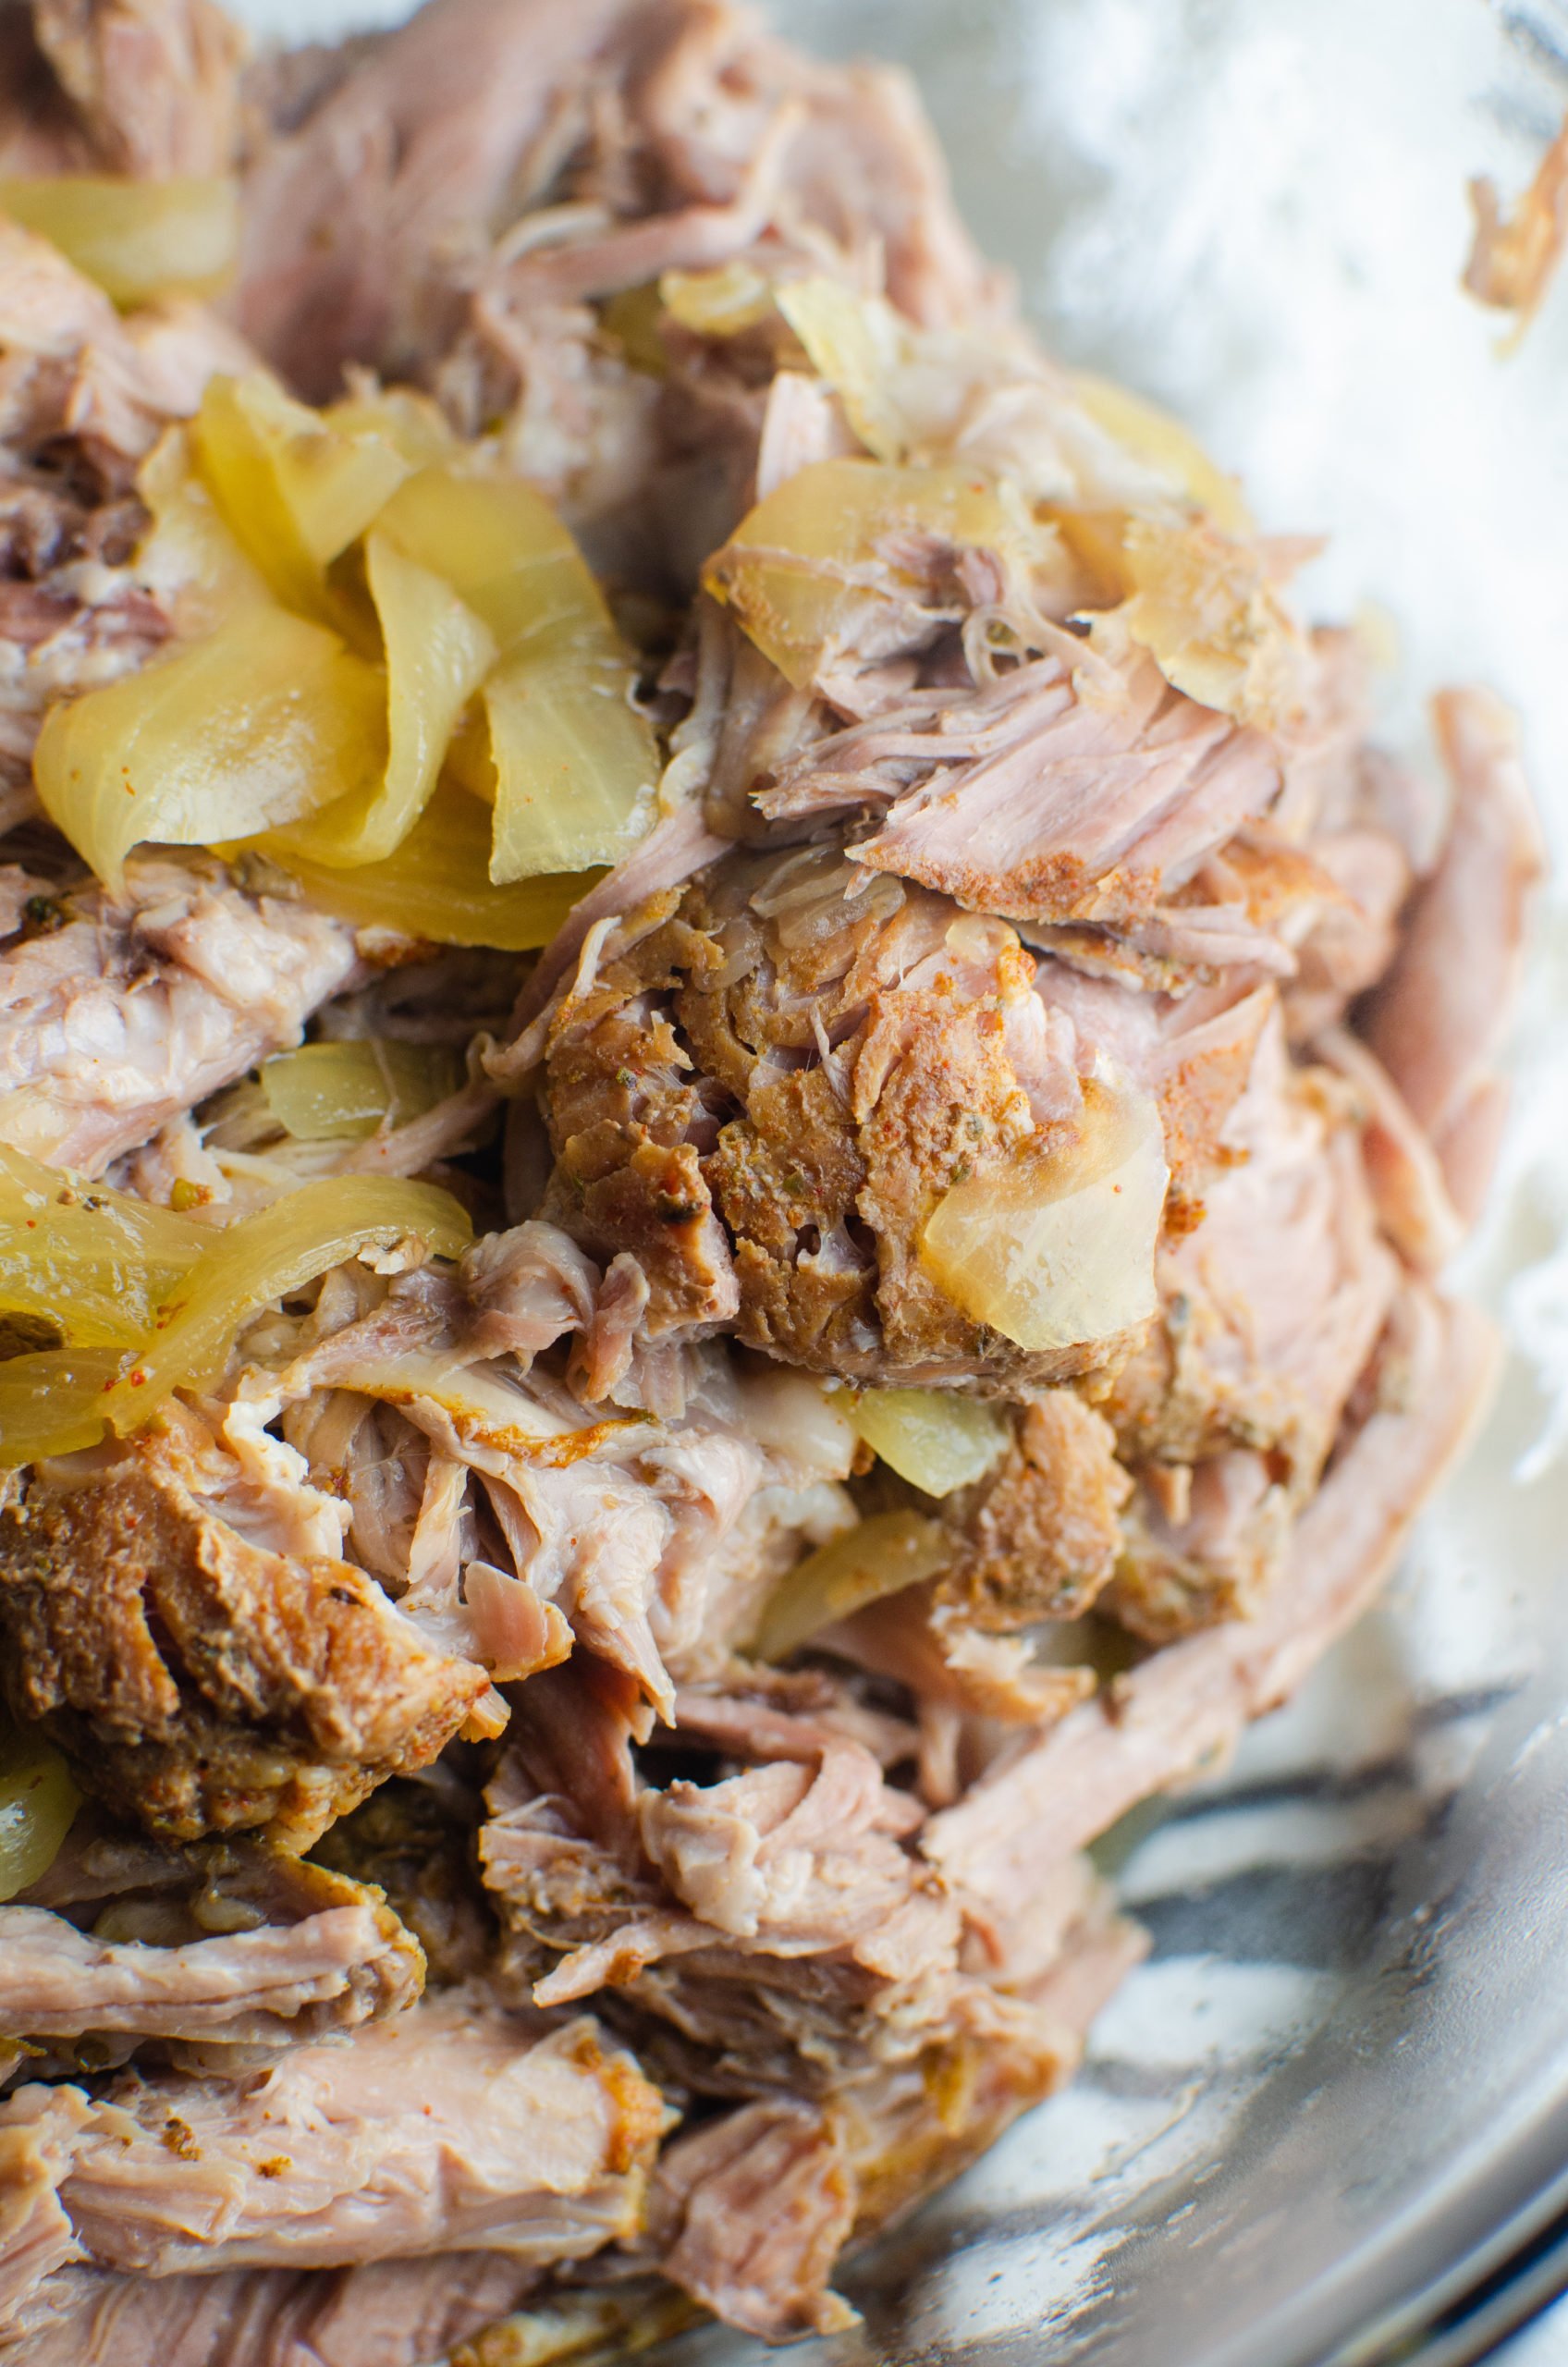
<box><xmin>0</xmin><ymin>1</ymin><xmax>1542</xmax><ymax>2361</ymax></box>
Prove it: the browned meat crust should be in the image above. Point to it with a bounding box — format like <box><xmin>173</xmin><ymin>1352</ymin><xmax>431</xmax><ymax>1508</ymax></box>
<box><xmin>0</xmin><ymin>1423</ymin><xmax>493</xmax><ymax>1848</ymax></box>
<box><xmin>936</xmin><ymin>1390</ymin><xmax>1131</xmax><ymax>1628</ymax></box>
<box><xmin>533</xmin><ymin>841</ymin><xmax>1144</xmax><ymax>1391</ymax></box>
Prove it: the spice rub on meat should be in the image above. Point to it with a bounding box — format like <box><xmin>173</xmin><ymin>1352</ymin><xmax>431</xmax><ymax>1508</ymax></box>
<box><xmin>0</xmin><ymin>1411</ymin><xmax>495</xmax><ymax>1848</ymax></box>
<box><xmin>531</xmin><ymin>839</ymin><xmax>1171</xmax><ymax>1392</ymax></box>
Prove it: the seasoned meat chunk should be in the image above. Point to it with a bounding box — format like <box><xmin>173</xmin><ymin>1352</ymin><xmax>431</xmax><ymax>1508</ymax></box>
<box><xmin>0</xmin><ymin>1424</ymin><xmax>494</xmax><ymax>1848</ymax></box>
<box><xmin>937</xmin><ymin>1390</ymin><xmax>1132</xmax><ymax>1628</ymax></box>
<box><xmin>531</xmin><ymin>842</ymin><xmax>1153</xmax><ymax>1392</ymax></box>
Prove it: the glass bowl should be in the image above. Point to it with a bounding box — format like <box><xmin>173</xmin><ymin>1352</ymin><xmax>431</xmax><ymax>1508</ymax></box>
<box><xmin>227</xmin><ymin>3</ymin><xmax>1568</xmax><ymax>2358</ymax></box>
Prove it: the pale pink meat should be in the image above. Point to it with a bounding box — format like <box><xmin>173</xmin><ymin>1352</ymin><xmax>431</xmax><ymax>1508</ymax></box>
<box><xmin>0</xmin><ymin>858</ymin><xmax>362</xmax><ymax>1175</ymax></box>
<box><xmin>0</xmin><ymin>1897</ymin><xmax>420</xmax><ymax>2043</ymax></box>
<box><xmin>0</xmin><ymin>2251</ymin><xmax>540</xmax><ymax>2367</ymax></box>
<box><xmin>1362</xmin><ymin>687</ymin><xmax>1545</xmax><ymax>1220</ymax></box>
<box><xmin>0</xmin><ymin>1993</ymin><xmax>666</xmax><ymax>2282</ymax></box>
<box><xmin>236</xmin><ymin>0</ymin><xmax>639</xmax><ymax>398</ymax></box>
<box><xmin>922</xmin><ymin>1285</ymin><xmax>1500</xmax><ymax>1908</ymax></box>
<box><xmin>645</xmin><ymin>2099</ymin><xmax>856</xmax><ymax>2342</ymax></box>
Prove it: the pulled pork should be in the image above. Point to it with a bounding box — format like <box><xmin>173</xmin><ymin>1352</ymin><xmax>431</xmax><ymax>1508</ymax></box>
<box><xmin>0</xmin><ymin>0</ymin><xmax>1537</xmax><ymax>2355</ymax></box>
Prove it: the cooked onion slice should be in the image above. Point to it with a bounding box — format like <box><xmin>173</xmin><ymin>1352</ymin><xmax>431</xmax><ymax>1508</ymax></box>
<box><xmin>261</xmin><ymin>1042</ymin><xmax>463</xmax><ymax>1144</ymax></box>
<box><xmin>703</xmin><ymin>456</ymin><xmax>1023</xmax><ymax>688</ymax></box>
<box><xmin>192</xmin><ymin>370</ymin><xmax>411</xmax><ymax>618</ymax></box>
<box><xmin>260</xmin><ymin>782</ymin><xmax>597</xmax><ymax>951</ymax></box>
<box><xmin>102</xmin><ymin>1176</ymin><xmax>472</xmax><ymax>1435</ymax></box>
<box><xmin>270</xmin><ymin>530</ymin><xmax>495</xmax><ymax>869</ymax></box>
<box><xmin>752</xmin><ymin>1510</ymin><xmax>952</xmax><ymax>1662</ymax></box>
<box><xmin>0</xmin><ymin>1143</ymin><xmax>206</xmax><ymax>1350</ymax></box>
<box><xmin>0</xmin><ymin>174</ymin><xmax>239</xmax><ymax>306</ymax></box>
<box><xmin>34</xmin><ymin>603</ymin><xmax>386</xmax><ymax>893</ymax></box>
<box><xmin>920</xmin><ymin>1079</ymin><xmax>1169</xmax><ymax>1355</ymax></box>
<box><xmin>849</xmin><ymin>1388</ymin><xmax>1010</xmax><ymax>1498</ymax></box>
<box><xmin>378</xmin><ymin>466</ymin><xmax>658</xmax><ymax>880</ymax></box>
<box><xmin>0</xmin><ymin>1718</ymin><xmax>80</xmax><ymax>1901</ymax></box>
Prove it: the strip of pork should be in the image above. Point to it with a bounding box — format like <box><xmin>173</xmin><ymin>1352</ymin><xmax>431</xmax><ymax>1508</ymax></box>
<box><xmin>235</xmin><ymin>0</ymin><xmax>1000</xmax><ymax>408</ymax></box>
<box><xmin>1362</xmin><ymin>686</ymin><xmax>1546</xmax><ymax>1222</ymax></box>
<box><xmin>921</xmin><ymin>1283</ymin><xmax>1500</xmax><ymax>1929</ymax></box>
<box><xmin>0</xmin><ymin>2250</ymin><xmax>544</xmax><ymax>2367</ymax></box>
<box><xmin>636</xmin><ymin>1895</ymin><xmax>1145</xmax><ymax>2341</ymax></box>
<box><xmin>0</xmin><ymin>855</ymin><xmax>364</xmax><ymax>1176</ymax></box>
<box><xmin>1</xmin><ymin>1831</ymin><xmax>422</xmax><ymax>2045</ymax></box>
<box><xmin>0</xmin><ymin>1993</ymin><xmax>667</xmax><ymax>2336</ymax></box>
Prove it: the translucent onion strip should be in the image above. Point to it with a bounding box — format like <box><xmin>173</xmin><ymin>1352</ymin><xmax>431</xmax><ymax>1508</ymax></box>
<box><xmin>271</xmin><ymin>531</ymin><xmax>496</xmax><ymax>869</ymax></box>
<box><xmin>376</xmin><ymin>467</ymin><xmax>658</xmax><ymax>880</ymax></box>
<box><xmin>752</xmin><ymin>1510</ymin><xmax>951</xmax><ymax>1662</ymax></box>
<box><xmin>34</xmin><ymin>603</ymin><xmax>386</xmax><ymax>892</ymax></box>
<box><xmin>0</xmin><ymin>174</ymin><xmax>239</xmax><ymax>306</ymax></box>
<box><xmin>191</xmin><ymin>371</ymin><xmax>411</xmax><ymax>619</ymax></box>
<box><xmin>703</xmin><ymin>457</ymin><xmax>1022</xmax><ymax>689</ymax></box>
<box><xmin>848</xmin><ymin>1388</ymin><xmax>1011</xmax><ymax>1499</ymax></box>
<box><xmin>0</xmin><ymin>1342</ymin><xmax>128</xmax><ymax>1467</ymax></box>
<box><xmin>0</xmin><ymin>1143</ymin><xmax>207</xmax><ymax>1350</ymax></box>
<box><xmin>0</xmin><ymin>1719</ymin><xmax>81</xmax><ymax>1901</ymax></box>
<box><xmin>260</xmin><ymin>782</ymin><xmax>597</xmax><ymax>951</ymax></box>
<box><xmin>262</xmin><ymin>1041</ymin><xmax>463</xmax><ymax>1144</ymax></box>
<box><xmin>102</xmin><ymin>1176</ymin><xmax>472</xmax><ymax>1435</ymax></box>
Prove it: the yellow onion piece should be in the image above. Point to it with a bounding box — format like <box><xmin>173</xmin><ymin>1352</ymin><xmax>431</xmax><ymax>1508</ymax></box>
<box><xmin>323</xmin><ymin>384</ymin><xmax>457</xmax><ymax>470</ymax></box>
<box><xmin>34</xmin><ymin>601</ymin><xmax>386</xmax><ymax>892</ymax></box>
<box><xmin>103</xmin><ymin>1175</ymin><xmax>472</xmax><ymax>1436</ymax></box>
<box><xmin>271</xmin><ymin>531</ymin><xmax>496</xmax><ymax>869</ymax></box>
<box><xmin>134</xmin><ymin>427</ymin><xmax>279</xmax><ymax>647</ymax></box>
<box><xmin>376</xmin><ymin>466</ymin><xmax>659</xmax><ymax>879</ymax></box>
<box><xmin>774</xmin><ymin>277</ymin><xmax>909</xmax><ymax>462</ymax></box>
<box><xmin>376</xmin><ymin>465</ymin><xmax>600</xmax><ymax>648</ymax></box>
<box><xmin>0</xmin><ymin>1342</ymin><xmax>126</xmax><ymax>1466</ymax></box>
<box><xmin>599</xmin><ymin>283</ymin><xmax>669</xmax><ymax>374</ymax></box>
<box><xmin>849</xmin><ymin>1388</ymin><xmax>1011</xmax><ymax>1499</ymax></box>
<box><xmin>703</xmin><ymin>457</ymin><xmax>1022</xmax><ymax>690</ymax></box>
<box><xmin>192</xmin><ymin>371</ymin><xmax>411</xmax><ymax>617</ymax></box>
<box><xmin>1071</xmin><ymin>372</ymin><xmax>1254</xmax><ymax>537</ymax></box>
<box><xmin>0</xmin><ymin>1719</ymin><xmax>81</xmax><ymax>1900</ymax></box>
<box><xmin>662</xmin><ymin>260</ymin><xmax>778</xmax><ymax>337</ymax></box>
<box><xmin>753</xmin><ymin>1510</ymin><xmax>951</xmax><ymax>1663</ymax></box>
<box><xmin>260</xmin><ymin>781</ymin><xmax>597</xmax><ymax>951</ymax></box>
<box><xmin>1112</xmin><ymin>516</ymin><xmax>1308</xmax><ymax>730</ymax></box>
<box><xmin>921</xmin><ymin>1079</ymin><xmax>1169</xmax><ymax>1355</ymax></box>
<box><xmin>0</xmin><ymin>1142</ymin><xmax>206</xmax><ymax>1350</ymax></box>
<box><xmin>262</xmin><ymin>1040</ymin><xmax>463</xmax><ymax>1144</ymax></box>
<box><xmin>483</xmin><ymin>626</ymin><xmax>658</xmax><ymax>881</ymax></box>
<box><xmin>0</xmin><ymin>174</ymin><xmax>239</xmax><ymax>306</ymax></box>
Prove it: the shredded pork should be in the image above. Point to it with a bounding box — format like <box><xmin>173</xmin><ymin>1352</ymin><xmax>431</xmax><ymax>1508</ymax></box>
<box><xmin>0</xmin><ymin>0</ymin><xmax>1540</xmax><ymax>2354</ymax></box>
